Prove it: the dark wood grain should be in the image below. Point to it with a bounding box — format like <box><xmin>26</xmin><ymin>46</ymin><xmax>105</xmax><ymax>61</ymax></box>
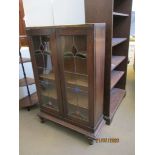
<box><xmin>85</xmin><ymin>0</ymin><xmax>113</xmax><ymax>119</ymax></box>
<box><xmin>26</xmin><ymin>24</ymin><xmax>106</xmax><ymax>142</ymax></box>
<box><xmin>110</xmin><ymin>88</ymin><xmax>126</xmax><ymax>115</ymax></box>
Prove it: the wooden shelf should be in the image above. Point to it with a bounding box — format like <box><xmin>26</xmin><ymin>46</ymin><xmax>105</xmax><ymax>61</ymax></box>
<box><xmin>19</xmin><ymin>77</ymin><xmax>35</xmax><ymax>87</ymax></box>
<box><xmin>112</xmin><ymin>38</ymin><xmax>127</xmax><ymax>47</ymax></box>
<box><xmin>40</xmin><ymin>73</ymin><xmax>55</xmax><ymax>81</ymax></box>
<box><xmin>42</xmin><ymin>88</ymin><xmax>88</xmax><ymax>109</ymax></box>
<box><xmin>41</xmin><ymin>89</ymin><xmax>57</xmax><ymax>99</ymax></box>
<box><xmin>110</xmin><ymin>88</ymin><xmax>126</xmax><ymax>118</ymax></box>
<box><xmin>68</xmin><ymin>103</ymin><xmax>88</xmax><ymax>121</ymax></box>
<box><xmin>113</xmin><ymin>12</ymin><xmax>129</xmax><ymax>17</ymax></box>
<box><xmin>67</xmin><ymin>88</ymin><xmax>88</xmax><ymax>109</ymax></box>
<box><xmin>19</xmin><ymin>57</ymin><xmax>31</xmax><ymax>63</ymax></box>
<box><xmin>111</xmin><ymin>56</ymin><xmax>126</xmax><ymax>71</ymax></box>
<box><xmin>19</xmin><ymin>92</ymin><xmax>38</xmax><ymax>108</ymax></box>
<box><xmin>111</xmin><ymin>71</ymin><xmax>124</xmax><ymax>89</ymax></box>
<box><xmin>40</xmin><ymin>73</ymin><xmax>88</xmax><ymax>90</ymax></box>
<box><xmin>65</xmin><ymin>75</ymin><xmax>88</xmax><ymax>90</ymax></box>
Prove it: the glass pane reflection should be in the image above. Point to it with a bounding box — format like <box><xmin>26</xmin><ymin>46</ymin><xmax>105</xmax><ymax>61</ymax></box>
<box><xmin>33</xmin><ymin>36</ymin><xmax>59</xmax><ymax>111</ymax></box>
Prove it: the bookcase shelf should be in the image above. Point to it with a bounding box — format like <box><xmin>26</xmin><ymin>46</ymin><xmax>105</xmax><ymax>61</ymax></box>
<box><xmin>113</xmin><ymin>12</ymin><xmax>129</xmax><ymax>17</ymax></box>
<box><xmin>111</xmin><ymin>56</ymin><xmax>126</xmax><ymax>71</ymax></box>
<box><xmin>112</xmin><ymin>38</ymin><xmax>127</xmax><ymax>47</ymax></box>
<box><xmin>42</xmin><ymin>89</ymin><xmax>57</xmax><ymax>99</ymax></box>
<box><xmin>40</xmin><ymin>73</ymin><xmax>55</xmax><ymax>81</ymax></box>
<box><xmin>110</xmin><ymin>88</ymin><xmax>126</xmax><ymax>119</ymax></box>
<box><xmin>111</xmin><ymin>71</ymin><xmax>124</xmax><ymax>89</ymax></box>
<box><xmin>85</xmin><ymin>0</ymin><xmax>132</xmax><ymax>124</ymax></box>
<box><xmin>40</xmin><ymin>73</ymin><xmax>88</xmax><ymax>90</ymax></box>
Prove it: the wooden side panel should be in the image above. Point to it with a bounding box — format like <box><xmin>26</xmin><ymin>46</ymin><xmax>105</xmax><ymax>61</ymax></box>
<box><xmin>85</xmin><ymin>0</ymin><xmax>113</xmax><ymax>117</ymax></box>
<box><xmin>19</xmin><ymin>0</ymin><xmax>28</xmax><ymax>46</ymax></box>
<box><xmin>94</xmin><ymin>23</ymin><xmax>106</xmax><ymax>126</ymax></box>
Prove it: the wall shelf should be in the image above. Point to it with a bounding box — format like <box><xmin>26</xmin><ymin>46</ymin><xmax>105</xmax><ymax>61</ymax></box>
<box><xmin>27</xmin><ymin>24</ymin><xmax>106</xmax><ymax>144</ymax></box>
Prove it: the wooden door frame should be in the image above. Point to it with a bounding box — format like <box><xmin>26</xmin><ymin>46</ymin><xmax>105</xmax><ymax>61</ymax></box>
<box><xmin>54</xmin><ymin>26</ymin><xmax>95</xmax><ymax>131</ymax></box>
<box><xmin>27</xmin><ymin>33</ymin><xmax>64</xmax><ymax>117</ymax></box>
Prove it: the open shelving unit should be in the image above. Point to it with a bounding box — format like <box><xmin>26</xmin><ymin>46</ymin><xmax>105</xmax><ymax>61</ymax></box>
<box><xmin>19</xmin><ymin>0</ymin><xmax>38</xmax><ymax>110</ymax></box>
<box><xmin>85</xmin><ymin>0</ymin><xmax>133</xmax><ymax>124</ymax></box>
<box><xmin>19</xmin><ymin>49</ymin><xmax>38</xmax><ymax>110</ymax></box>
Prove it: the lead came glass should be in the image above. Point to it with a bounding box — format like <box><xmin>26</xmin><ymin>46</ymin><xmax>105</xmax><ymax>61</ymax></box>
<box><xmin>61</xmin><ymin>35</ymin><xmax>89</xmax><ymax>122</ymax></box>
<box><xmin>33</xmin><ymin>36</ymin><xmax>59</xmax><ymax>111</ymax></box>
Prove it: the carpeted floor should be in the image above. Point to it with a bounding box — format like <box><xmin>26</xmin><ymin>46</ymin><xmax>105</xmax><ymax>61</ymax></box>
<box><xmin>19</xmin><ymin>65</ymin><xmax>135</xmax><ymax>155</ymax></box>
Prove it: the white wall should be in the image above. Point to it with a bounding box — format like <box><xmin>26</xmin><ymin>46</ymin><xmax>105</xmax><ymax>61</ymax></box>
<box><xmin>52</xmin><ymin>0</ymin><xmax>85</xmax><ymax>25</ymax></box>
<box><xmin>23</xmin><ymin>0</ymin><xmax>54</xmax><ymax>27</ymax></box>
<box><xmin>23</xmin><ymin>0</ymin><xmax>85</xmax><ymax>27</ymax></box>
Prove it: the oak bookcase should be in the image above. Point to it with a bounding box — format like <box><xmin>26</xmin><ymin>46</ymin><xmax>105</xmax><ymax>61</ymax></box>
<box><xmin>26</xmin><ymin>24</ymin><xmax>106</xmax><ymax>144</ymax></box>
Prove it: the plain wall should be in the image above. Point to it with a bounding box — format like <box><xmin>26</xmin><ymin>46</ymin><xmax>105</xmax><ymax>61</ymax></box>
<box><xmin>22</xmin><ymin>0</ymin><xmax>85</xmax><ymax>27</ymax></box>
<box><xmin>22</xmin><ymin>0</ymin><xmax>54</xmax><ymax>27</ymax></box>
<box><xmin>52</xmin><ymin>0</ymin><xmax>85</xmax><ymax>25</ymax></box>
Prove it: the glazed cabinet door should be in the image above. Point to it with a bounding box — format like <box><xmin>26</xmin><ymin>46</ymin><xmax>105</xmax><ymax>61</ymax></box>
<box><xmin>29</xmin><ymin>35</ymin><xmax>63</xmax><ymax>115</ymax></box>
<box><xmin>55</xmin><ymin>28</ymin><xmax>94</xmax><ymax>126</ymax></box>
